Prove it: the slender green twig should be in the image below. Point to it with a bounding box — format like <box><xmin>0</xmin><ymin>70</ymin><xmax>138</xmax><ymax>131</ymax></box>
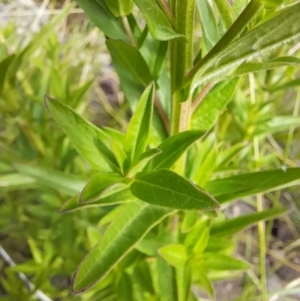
<box><xmin>250</xmin><ymin>73</ymin><xmax>267</xmax><ymax>301</ymax></box>
<box><xmin>192</xmin><ymin>82</ymin><xmax>214</xmax><ymax>112</ymax></box>
<box><xmin>121</xmin><ymin>16</ymin><xmax>136</xmax><ymax>47</ymax></box>
<box><xmin>284</xmin><ymin>88</ymin><xmax>300</xmax><ymax>158</ymax></box>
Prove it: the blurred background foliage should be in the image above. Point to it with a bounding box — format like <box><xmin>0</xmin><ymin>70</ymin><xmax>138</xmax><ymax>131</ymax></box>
<box><xmin>0</xmin><ymin>0</ymin><xmax>300</xmax><ymax>300</ymax></box>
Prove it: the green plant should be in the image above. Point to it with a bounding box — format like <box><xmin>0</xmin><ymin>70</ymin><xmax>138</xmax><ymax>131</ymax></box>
<box><xmin>2</xmin><ymin>0</ymin><xmax>300</xmax><ymax>300</ymax></box>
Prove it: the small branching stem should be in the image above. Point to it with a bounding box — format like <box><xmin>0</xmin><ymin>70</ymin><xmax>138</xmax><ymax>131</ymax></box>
<box><xmin>122</xmin><ymin>16</ymin><xmax>136</xmax><ymax>47</ymax></box>
<box><xmin>192</xmin><ymin>82</ymin><xmax>214</xmax><ymax>112</ymax></box>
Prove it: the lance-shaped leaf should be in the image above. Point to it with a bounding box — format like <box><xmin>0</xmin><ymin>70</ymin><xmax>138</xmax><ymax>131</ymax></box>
<box><xmin>58</xmin><ymin>188</ymin><xmax>132</xmax><ymax>214</ymax></box>
<box><xmin>192</xmin><ymin>79</ymin><xmax>238</xmax><ymax>130</ymax></box>
<box><xmin>232</xmin><ymin>56</ymin><xmax>300</xmax><ymax>77</ymax></box>
<box><xmin>0</xmin><ymin>54</ymin><xmax>15</xmax><ymax>94</ymax></box>
<box><xmin>133</xmin><ymin>0</ymin><xmax>182</xmax><ymax>41</ymax></box>
<box><xmin>104</xmin><ymin>0</ymin><xmax>133</xmax><ymax>17</ymax></box>
<box><xmin>272</xmin><ymin>77</ymin><xmax>300</xmax><ymax>91</ymax></box>
<box><xmin>214</xmin><ymin>0</ymin><xmax>236</xmax><ymax>30</ymax></box>
<box><xmin>45</xmin><ymin>96</ymin><xmax>118</xmax><ymax>172</ymax></box>
<box><xmin>128</xmin><ymin>148</ymin><xmax>162</xmax><ymax>177</ymax></box>
<box><xmin>106</xmin><ymin>39</ymin><xmax>153</xmax><ymax>108</ymax></box>
<box><xmin>181</xmin><ymin>211</ymin><xmax>198</xmax><ymax>233</ymax></box>
<box><xmin>187</xmin><ymin>0</ymin><xmax>263</xmax><ymax>89</ymax></box>
<box><xmin>196</xmin><ymin>269</ymin><xmax>214</xmax><ymax>298</ymax></box>
<box><xmin>130</xmin><ymin>169</ymin><xmax>219</xmax><ymax>211</ymax></box>
<box><xmin>14</xmin><ymin>163</ymin><xmax>85</xmax><ymax>196</ymax></box>
<box><xmin>150</xmin><ymin>256</ymin><xmax>175</xmax><ymax>301</ymax></box>
<box><xmin>75</xmin><ymin>0</ymin><xmax>127</xmax><ymax>41</ymax></box>
<box><xmin>106</xmin><ymin>40</ymin><xmax>152</xmax><ymax>87</ymax></box>
<box><xmin>176</xmin><ymin>266</ymin><xmax>192</xmax><ymax>301</ymax></box>
<box><xmin>190</xmin><ymin>2</ymin><xmax>300</xmax><ymax>89</ymax></box>
<box><xmin>159</xmin><ymin>244</ymin><xmax>188</xmax><ymax>268</ymax></box>
<box><xmin>71</xmin><ymin>201</ymin><xmax>173</xmax><ymax>293</ymax></box>
<box><xmin>197</xmin><ymin>0</ymin><xmax>220</xmax><ymax>52</ymax></box>
<box><xmin>111</xmin><ymin>140</ymin><xmax>129</xmax><ymax>175</ymax></box>
<box><xmin>124</xmin><ymin>83</ymin><xmax>155</xmax><ymax>162</ymax></box>
<box><xmin>0</xmin><ymin>173</ymin><xmax>37</xmax><ymax>191</ymax></box>
<box><xmin>211</xmin><ymin>208</ymin><xmax>285</xmax><ymax>237</ymax></box>
<box><xmin>148</xmin><ymin>130</ymin><xmax>205</xmax><ymax>170</ymax></box>
<box><xmin>201</xmin><ymin>254</ymin><xmax>250</xmax><ymax>270</ymax></box>
<box><xmin>80</xmin><ymin>173</ymin><xmax>127</xmax><ymax>204</ymax></box>
<box><xmin>205</xmin><ymin>168</ymin><xmax>300</xmax><ymax>204</ymax></box>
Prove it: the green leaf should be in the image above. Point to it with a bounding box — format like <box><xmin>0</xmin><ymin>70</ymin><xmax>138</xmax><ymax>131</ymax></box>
<box><xmin>205</xmin><ymin>168</ymin><xmax>300</xmax><ymax>204</ymax></box>
<box><xmin>133</xmin><ymin>0</ymin><xmax>182</xmax><ymax>41</ymax></box>
<box><xmin>106</xmin><ymin>39</ymin><xmax>153</xmax><ymax>109</ymax></box>
<box><xmin>211</xmin><ymin>208</ymin><xmax>285</xmax><ymax>237</ymax></box>
<box><xmin>75</xmin><ymin>0</ymin><xmax>127</xmax><ymax>40</ymax></box>
<box><xmin>187</xmin><ymin>0</ymin><xmax>263</xmax><ymax>90</ymax></box>
<box><xmin>0</xmin><ymin>173</ymin><xmax>37</xmax><ymax>191</ymax></box>
<box><xmin>111</xmin><ymin>140</ymin><xmax>129</xmax><ymax>174</ymax></box>
<box><xmin>181</xmin><ymin>211</ymin><xmax>198</xmax><ymax>233</ymax></box>
<box><xmin>232</xmin><ymin>56</ymin><xmax>300</xmax><ymax>77</ymax></box>
<box><xmin>189</xmin><ymin>2</ymin><xmax>300</xmax><ymax>89</ymax></box>
<box><xmin>71</xmin><ymin>201</ymin><xmax>172</xmax><ymax>293</ymax></box>
<box><xmin>117</xmin><ymin>272</ymin><xmax>133</xmax><ymax>301</ymax></box>
<box><xmin>184</xmin><ymin>218</ymin><xmax>210</xmax><ymax>253</ymax></box>
<box><xmin>27</xmin><ymin>238</ymin><xmax>43</xmax><ymax>264</ymax></box>
<box><xmin>13</xmin><ymin>164</ymin><xmax>85</xmax><ymax>196</ymax></box>
<box><xmin>176</xmin><ymin>266</ymin><xmax>191</xmax><ymax>301</ymax></box>
<box><xmin>124</xmin><ymin>83</ymin><xmax>155</xmax><ymax>162</ymax></box>
<box><xmin>201</xmin><ymin>254</ymin><xmax>250</xmax><ymax>270</ymax></box>
<box><xmin>197</xmin><ymin>0</ymin><xmax>220</xmax><ymax>52</ymax></box>
<box><xmin>102</xmin><ymin>127</ymin><xmax>125</xmax><ymax>142</ymax></box>
<box><xmin>214</xmin><ymin>0</ymin><xmax>236</xmax><ymax>30</ymax></box>
<box><xmin>148</xmin><ymin>130</ymin><xmax>205</xmax><ymax>170</ymax></box>
<box><xmin>192</xmin><ymin>79</ymin><xmax>238</xmax><ymax>131</ymax></box>
<box><xmin>58</xmin><ymin>188</ymin><xmax>132</xmax><ymax>213</ymax></box>
<box><xmin>159</xmin><ymin>244</ymin><xmax>188</xmax><ymax>268</ymax></box>
<box><xmin>195</xmin><ymin>269</ymin><xmax>214</xmax><ymax>298</ymax></box>
<box><xmin>70</xmin><ymin>78</ymin><xmax>94</xmax><ymax>108</ymax></box>
<box><xmin>0</xmin><ymin>54</ymin><xmax>15</xmax><ymax>95</ymax></box>
<box><xmin>259</xmin><ymin>116</ymin><xmax>300</xmax><ymax>135</ymax></box>
<box><xmin>80</xmin><ymin>173</ymin><xmax>126</xmax><ymax>204</ymax></box>
<box><xmin>216</xmin><ymin>142</ymin><xmax>246</xmax><ymax>169</ymax></box>
<box><xmin>205</xmin><ymin>237</ymin><xmax>234</xmax><ymax>252</ymax></box>
<box><xmin>192</xmin><ymin>141</ymin><xmax>217</xmax><ymax>187</ymax></box>
<box><xmin>104</xmin><ymin>0</ymin><xmax>133</xmax><ymax>17</ymax></box>
<box><xmin>150</xmin><ymin>256</ymin><xmax>175</xmax><ymax>301</ymax></box>
<box><xmin>139</xmin><ymin>32</ymin><xmax>168</xmax><ymax>79</ymax></box>
<box><xmin>128</xmin><ymin>148</ymin><xmax>162</xmax><ymax>177</ymax></box>
<box><xmin>45</xmin><ymin>96</ymin><xmax>118</xmax><ymax>172</ymax></box>
<box><xmin>130</xmin><ymin>169</ymin><xmax>219</xmax><ymax>211</ymax></box>
<box><xmin>106</xmin><ymin>40</ymin><xmax>153</xmax><ymax>88</ymax></box>
<box><xmin>273</xmin><ymin>77</ymin><xmax>300</xmax><ymax>91</ymax></box>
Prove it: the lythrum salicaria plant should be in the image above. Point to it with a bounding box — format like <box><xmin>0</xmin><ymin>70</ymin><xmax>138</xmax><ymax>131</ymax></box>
<box><xmin>44</xmin><ymin>0</ymin><xmax>300</xmax><ymax>299</ymax></box>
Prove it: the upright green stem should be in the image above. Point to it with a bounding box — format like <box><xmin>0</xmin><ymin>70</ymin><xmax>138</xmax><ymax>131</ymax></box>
<box><xmin>249</xmin><ymin>73</ymin><xmax>267</xmax><ymax>301</ymax></box>
<box><xmin>170</xmin><ymin>0</ymin><xmax>195</xmax><ymax>135</ymax></box>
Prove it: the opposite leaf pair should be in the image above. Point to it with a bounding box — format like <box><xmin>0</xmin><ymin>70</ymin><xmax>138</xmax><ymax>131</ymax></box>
<box><xmin>45</xmin><ymin>83</ymin><xmax>220</xmax><ymax>212</ymax></box>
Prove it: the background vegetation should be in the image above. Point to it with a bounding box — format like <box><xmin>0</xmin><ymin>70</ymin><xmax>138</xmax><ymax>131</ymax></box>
<box><xmin>1</xmin><ymin>0</ymin><xmax>300</xmax><ymax>300</ymax></box>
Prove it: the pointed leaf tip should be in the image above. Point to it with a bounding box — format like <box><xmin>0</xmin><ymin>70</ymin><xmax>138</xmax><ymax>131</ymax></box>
<box><xmin>130</xmin><ymin>169</ymin><xmax>220</xmax><ymax>211</ymax></box>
